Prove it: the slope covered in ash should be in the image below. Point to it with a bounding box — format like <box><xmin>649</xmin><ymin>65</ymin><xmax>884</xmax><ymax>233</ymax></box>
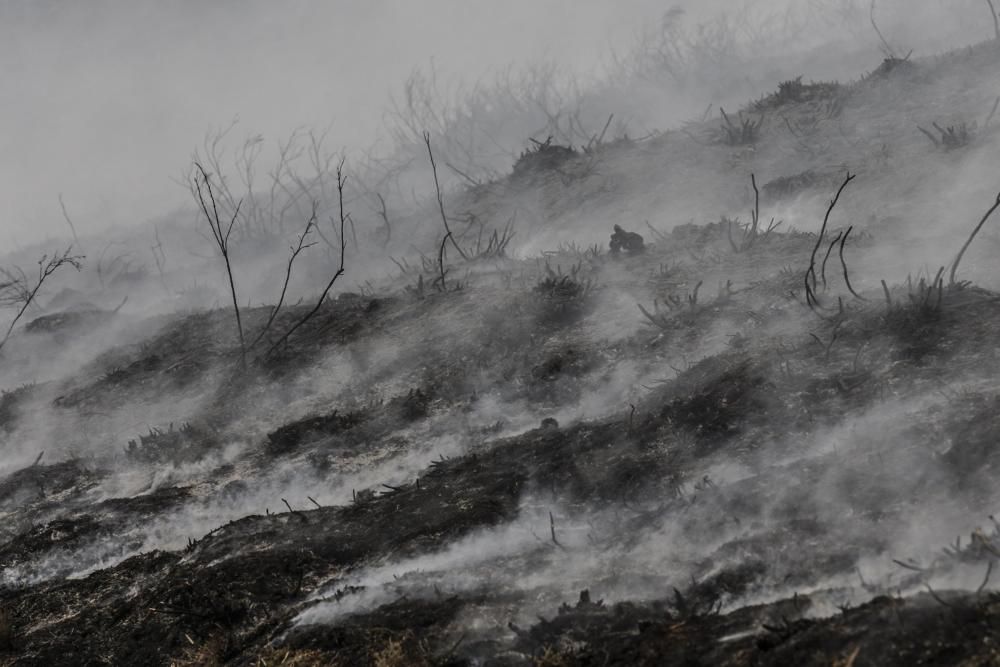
<box><xmin>2</xmin><ymin>42</ymin><xmax>1000</xmax><ymax>666</ymax></box>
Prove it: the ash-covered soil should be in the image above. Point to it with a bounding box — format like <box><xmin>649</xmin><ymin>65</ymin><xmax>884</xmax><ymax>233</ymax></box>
<box><xmin>3</xmin><ymin>43</ymin><xmax>1000</xmax><ymax>666</ymax></box>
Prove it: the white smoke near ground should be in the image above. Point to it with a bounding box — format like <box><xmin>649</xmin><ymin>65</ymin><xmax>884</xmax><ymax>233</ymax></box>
<box><xmin>290</xmin><ymin>374</ymin><xmax>1000</xmax><ymax>635</ymax></box>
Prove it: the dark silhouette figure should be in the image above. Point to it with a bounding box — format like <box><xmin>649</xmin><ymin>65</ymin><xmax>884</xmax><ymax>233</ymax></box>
<box><xmin>610</xmin><ymin>224</ymin><xmax>645</xmax><ymax>255</ymax></box>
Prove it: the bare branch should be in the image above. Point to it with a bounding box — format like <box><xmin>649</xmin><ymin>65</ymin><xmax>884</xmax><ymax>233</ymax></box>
<box><xmin>248</xmin><ymin>203</ymin><xmax>318</xmax><ymax>350</ymax></box>
<box><xmin>950</xmin><ymin>190</ymin><xmax>1000</xmax><ymax>286</ymax></box>
<box><xmin>193</xmin><ymin>162</ymin><xmax>246</xmax><ymax>366</ymax></box>
<box><xmin>58</xmin><ymin>195</ymin><xmax>82</xmax><ymax>252</ymax></box>
<box><xmin>870</xmin><ymin>0</ymin><xmax>898</xmax><ymax>58</ymax></box>
<box><xmin>978</xmin><ymin>560</ymin><xmax>994</xmax><ymax>596</ymax></box>
<box><xmin>805</xmin><ymin>172</ymin><xmax>855</xmax><ymax>309</ymax></box>
<box><xmin>839</xmin><ymin>226</ymin><xmax>867</xmax><ymax>300</ymax></box>
<box><xmin>821</xmin><ymin>230</ymin><xmax>844</xmax><ymax>290</ymax></box>
<box><xmin>0</xmin><ymin>247</ymin><xmax>84</xmax><ymax>354</ymax></box>
<box><xmin>265</xmin><ymin>160</ymin><xmax>349</xmax><ymax>357</ymax></box>
<box><xmin>987</xmin><ymin>0</ymin><xmax>1000</xmax><ymax>41</ymax></box>
<box><xmin>423</xmin><ymin>131</ymin><xmax>468</xmax><ymax>260</ymax></box>
<box><xmin>375</xmin><ymin>193</ymin><xmax>392</xmax><ymax>248</ymax></box>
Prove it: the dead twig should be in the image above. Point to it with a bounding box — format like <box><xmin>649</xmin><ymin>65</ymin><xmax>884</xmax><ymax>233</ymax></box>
<box><xmin>193</xmin><ymin>161</ymin><xmax>246</xmax><ymax>366</ymax></box>
<box><xmin>0</xmin><ymin>247</ymin><xmax>84</xmax><ymax>354</ymax></box>
<box><xmin>892</xmin><ymin>558</ymin><xmax>926</xmax><ymax>573</ymax></box>
<box><xmin>839</xmin><ymin>226</ymin><xmax>867</xmax><ymax>300</ymax></box>
<box><xmin>375</xmin><ymin>193</ymin><xmax>391</xmax><ymax>248</ymax></box>
<box><xmin>688</xmin><ymin>280</ymin><xmax>703</xmax><ymax>308</ymax></box>
<box><xmin>281</xmin><ymin>498</ymin><xmax>307</xmax><ymax>522</ymax></box>
<box><xmin>924</xmin><ymin>583</ymin><xmax>957</xmax><ymax>609</ymax></box>
<box><xmin>870</xmin><ymin>0</ymin><xmax>899</xmax><ymax>58</ymax></box>
<box><xmin>977</xmin><ymin>560</ymin><xmax>994</xmax><ymax>596</ymax></box>
<box><xmin>58</xmin><ymin>194</ymin><xmax>82</xmax><ymax>252</ymax></box>
<box><xmin>264</xmin><ymin>160</ymin><xmax>348</xmax><ymax>357</ymax></box>
<box><xmin>424</xmin><ymin>132</ymin><xmax>468</xmax><ymax>260</ymax></box>
<box><xmin>805</xmin><ymin>173</ymin><xmax>855</xmax><ymax>310</ymax></box>
<box><xmin>986</xmin><ymin>0</ymin><xmax>1000</xmax><ymax>41</ymax></box>
<box><xmin>949</xmin><ymin>190</ymin><xmax>1000</xmax><ymax>286</ymax></box>
<box><xmin>820</xmin><ymin>230</ymin><xmax>845</xmax><ymax>290</ymax></box>
<box><xmin>720</xmin><ymin>107</ymin><xmax>763</xmax><ymax>145</ymax></box>
<box><xmin>434</xmin><ymin>231</ymin><xmax>452</xmax><ymax>292</ymax></box>
<box><xmin>549</xmin><ymin>511</ymin><xmax>565</xmax><ymax>550</ymax></box>
<box><xmin>247</xmin><ymin>203</ymin><xmax>318</xmax><ymax>350</ymax></box>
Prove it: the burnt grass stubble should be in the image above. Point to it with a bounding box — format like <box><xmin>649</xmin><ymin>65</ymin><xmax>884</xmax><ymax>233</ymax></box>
<box><xmin>2</xmin><ymin>53</ymin><xmax>1000</xmax><ymax>666</ymax></box>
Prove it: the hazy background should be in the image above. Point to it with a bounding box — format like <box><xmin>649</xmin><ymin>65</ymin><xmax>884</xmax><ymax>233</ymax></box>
<box><xmin>0</xmin><ymin>0</ymin><xmax>664</xmax><ymax>245</ymax></box>
<box><xmin>0</xmin><ymin>0</ymin><xmax>992</xmax><ymax>246</ymax></box>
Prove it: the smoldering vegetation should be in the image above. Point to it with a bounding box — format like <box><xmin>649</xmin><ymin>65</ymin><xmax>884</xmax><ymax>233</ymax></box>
<box><xmin>3</xmin><ymin>2</ymin><xmax>1000</xmax><ymax>665</ymax></box>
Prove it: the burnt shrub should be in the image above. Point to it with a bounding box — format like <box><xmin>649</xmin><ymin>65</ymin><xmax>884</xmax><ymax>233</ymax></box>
<box><xmin>266</xmin><ymin>410</ymin><xmax>366</xmax><ymax>455</ymax></box>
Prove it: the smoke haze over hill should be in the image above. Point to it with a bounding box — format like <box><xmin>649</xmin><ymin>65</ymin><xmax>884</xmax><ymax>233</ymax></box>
<box><xmin>1</xmin><ymin>0</ymin><xmax>994</xmax><ymax>245</ymax></box>
<box><xmin>3</xmin><ymin>1</ymin><xmax>1000</xmax><ymax>664</ymax></box>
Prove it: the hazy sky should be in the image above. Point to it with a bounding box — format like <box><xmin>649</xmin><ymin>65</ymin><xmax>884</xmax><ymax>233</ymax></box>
<box><xmin>0</xmin><ymin>0</ymin><xmax>678</xmax><ymax>245</ymax></box>
<box><xmin>0</xmin><ymin>0</ymin><xmax>988</xmax><ymax>246</ymax></box>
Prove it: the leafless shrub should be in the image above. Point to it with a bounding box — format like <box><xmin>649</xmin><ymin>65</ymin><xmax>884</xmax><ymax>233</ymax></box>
<box><xmin>761</xmin><ymin>169</ymin><xmax>825</xmax><ymax>200</ymax></box>
<box><xmin>405</xmin><ymin>274</ymin><xmax>426</xmax><ymax>300</ymax></box>
<box><xmin>0</xmin><ymin>248</ymin><xmax>84</xmax><ymax>354</ymax></box>
<box><xmin>191</xmin><ymin>155</ymin><xmax>350</xmax><ymax>364</ymax></box>
<box><xmin>511</xmin><ymin>136</ymin><xmax>578</xmax><ymax>182</ymax></box>
<box><xmin>646</xmin><ymin>262</ymin><xmax>684</xmax><ymax>294</ymax></box>
<box><xmin>582</xmin><ymin>113</ymin><xmax>617</xmax><ymax>154</ymax></box>
<box><xmin>719</xmin><ymin>108</ymin><xmax>764</xmax><ymax>146</ymax></box>
<box><xmin>553</xmin><ymin>241</ymin><xmax>603</xmax><ymax>263</ymax></box>
<box><xmin>469</xmin><ymin>215</ymin><xmax>516</xmax><ymax>259</ymax></box>
<box><xmin>377</xmin><ymin>61</ymin><xmax>596</xmax><ymax>193</ymax></box>
<box><xmin>614</xmin><ymin>6</ymin><xmax>809</xmax><ymax>91</ymax></box>
<box><xmin>869</xmin><ymin>0</ymin><xmax>908</xmax><ymax>61</ymax></box>
<box><xmin>535</xmin><ymin>261</ymin><xmax>593</xmax><ymax>300</ymax></box>
<box><xmin>95</xmin><ymin>242</ymin><xmax>135</xmax><ymax>289</ymax></box>
<box><xmin>451</xmin><ymin>211</ymin><xmax>517</xmax><ymax>260</ymax></box>
<box><xmin>124</xmin><ymin>422</ymin><xmax>210</xmax><ymax>465</ymax></box>
<box><xmin>727</xmin><ymin>174</ymin><xmax>782</xmax><ymax>253</ymax></box>
<box><xmin>534</xmin><ymin>261</ymin><xmax>594</xmax><ymax>322</ymax></box>
<box><xmin>247</xmin><ymin>205</ymin><xmax>318</xmax><ymax>350</ymax></box>
<box><xmin>423</xmin><ymin>132</ymin><xmax>467</xmax><ymax>293</ymax></box>
<box><xmin>374</xmin><ymin>193</ymin><xmax>392</xmax><ymax>249</ymax></box>
<box><xmin>752</xmin><ymin>76</ymin><xmax>844</xmax><ymax>112</ymax></box>
<box><xmin>804</xmin><ymin>173</ymin><xmax>856</xmax><ymax>311</ymax></box>
<box><xmin>638</xmin><ymin>280</ymin><xmax>703</xmax><ymax>329</ymax></box>
<box><xmin>918</xmin><ymin>97</ymin><xmax>999</xmax><ymax>150</ymax></box>
<box><xmin>192</xmin><ymin>162</ymin><xmax>247</xmax><ymax>365</ymax></box>
<box><xmin>904</xmin><ymin>267</ymin><xmax>946</xmax><ymax>313</ymax></box>
<box><xmin>264</xmin><ymin>162</ymin><xmax>349</xmax><ymax>356</ymax></box>
<box><xmin>918</xmin><ymin>122</ymin><xmax>974</xmax><ymax>150</ymax></box>
<box><xmin>867</xmin><ymin>53</ymin><xmax>914</xmax><ymax>79</ymax></box>
<box><xmin>187</xmin><ymin>123</ymin><xmax>339</xmax><ymax>243</ymax></box>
